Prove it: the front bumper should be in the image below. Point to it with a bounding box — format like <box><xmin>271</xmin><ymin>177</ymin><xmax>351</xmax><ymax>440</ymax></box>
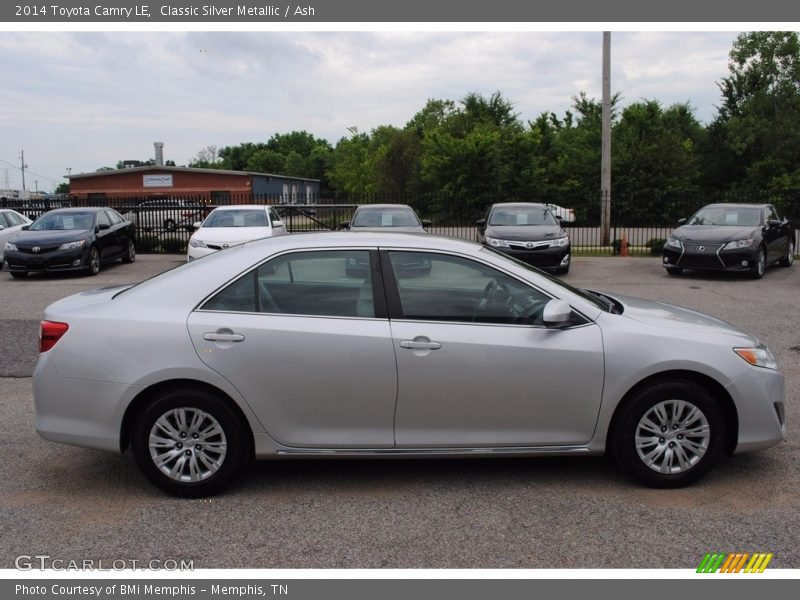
<box><xmin>3</xmin><ymin>247</ymin><xmax>90</xmax><ymax>273</ymax></box>
<box><xmin>187</xmin><ymin>244</ymin><xmax>219</xmax><ymax>261</ymax></box>
<box><xmin>662</xmin><ymin>244</ymin><xmax>759</xmax><ymax>272</ymax></box>
<box><xmin>486</xmin><ymin>244</ymin><xmax>570</xmax><ymax>270</ymax></box>
<box><xmin>727</xmin><ymin>365</ymin><xmax>785</xmax><ymax>453</ymax></box>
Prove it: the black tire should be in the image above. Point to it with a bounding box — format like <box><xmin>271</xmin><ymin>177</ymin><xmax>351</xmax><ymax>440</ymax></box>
<box><xmin>750</xmin><ymin>246</ymin><xmax>766</xmax><ymax>279</ymax></box>
<box><xmin>164</xmin><ymin>219</ymin><xmax>177</xmax><ymax>232</ymax></box>
<box><xmin>666</xmin><ymin>267</ymin><xmax>682</xmax><ymax>276</ymax></box>
<box><xmin>9</xmin><ymin>271</ymin><xmax>27</xmax><ymax>279</ymax></box>
<box><xmin>611</xmin><ymin>379</ymin><xmax>725</xmax><ymax>488</ymax></box>
<box><xmin>778</xmin><ymin>238</ymin><xmax>794</xmax><ymax>268</ymax></box>
<box><xmin>86</xmin><ymin>246</ymin><xmax>101</xmax><ymax>276</ymax></box>
<box><xmin>122</xmin><ymin>240</ymin><xmax>136</xmax><ymax>264</ymax></box>
<box><xmin>131</xmin><ymin>388</ymin><xmax>250</xmax><ymax>497</ymax></box>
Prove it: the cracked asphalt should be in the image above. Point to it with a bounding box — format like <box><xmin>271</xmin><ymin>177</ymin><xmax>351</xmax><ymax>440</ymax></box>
<box><xmin>1</xmin><ymin>254</ymin><xmax>798</xmax><ymax>568</ymax></box>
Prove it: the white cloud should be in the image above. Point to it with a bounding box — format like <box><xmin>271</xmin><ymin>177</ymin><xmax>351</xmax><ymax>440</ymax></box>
<box><xmin>0</xmin><ymin>31</ymin><xmax>738</xmax><ymax>191</ymax></box>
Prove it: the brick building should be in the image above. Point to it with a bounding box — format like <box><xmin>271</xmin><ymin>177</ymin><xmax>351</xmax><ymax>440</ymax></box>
<box><xmin>68</xmin><ymin>165</ymin><xmax>320</xmax><ymax>205</ymax></box>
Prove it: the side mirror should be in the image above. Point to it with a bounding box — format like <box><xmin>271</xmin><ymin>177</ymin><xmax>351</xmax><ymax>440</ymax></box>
<box><xmin>542</xmin><ymin>299</ymin><xmax>572</xmax><ymax>327</ymax></box>
<box><xmin>273</xmin><ymin>220</ymin><xmax>284</xmax><ymax>228</ymax></box>
<box><xmin>475</xmin><ymin>218</ymin><xmax>486</xmax><ymax>227</ymax></box>
<box><xmin>767</xmin><ymin>219</ymin><xmax>781</xmax><ymax>228</ymax></box>
<box><xmin>338</xmin><ymin>221</ymin><xmax>350</xmax><ymax>230</ymax></box>
<box><xmin>192</xmin><ymin>221</ymin><xmax>202</xmax><ymax>230</ymax></box>
<box><xmin>97</xmin><ymin>223</ymin><xmax>111</xmax><ymax>231</ymax></box>
<box><xmin>421</xmin><ymin>219</ymin><xmax>432</xmax><ymax>229</ymax></box>
<box><xmin>21</xmin><ymin>225</ymin><xmax>29</xmax><ymax>231</ymax></box>
<box><xmin>677</xmin><ymin>218</ymin><xmax>687</xmax><ymax>226</ymax></box>
<box><xmin>555</xmin><ymin>215</ymin><xmax>564</xmax><ymax>222</ymax></box>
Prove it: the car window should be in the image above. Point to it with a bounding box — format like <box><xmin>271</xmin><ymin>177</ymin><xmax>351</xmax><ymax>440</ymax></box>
<box><xmin>4</xmin><ymin>212</ymin><xmax>21</xmax><ymax>226</ymax></box>
<box><xmin>352</xmin><ymin>207</ymin><xmax>420</xmax><ymax>227</ymax></box>
<box><xmin>766</xmin><ymin>207</ymin><xmax>779</xmax><ymax>222</ymax></box>
<box><xmin>0</xmin><ymin>213</ymin><xmax>9</xmax><ymax>228</ymax></box>
<box><xmin>202</xmin><ymin>250</ymin><xmax>375</xmax><ymax>318</ymax></box>
<box><xmin>97</xmin><ymin>211</ymin><xmax>112</xmax><ymax>227</ymax></box>
<box><xmin>388</xmin><ymin>251</ymin><xmax>550</xmax><ymax>324</ymax></box>
<box><xmin>269</xmin><ymin>208</ymin><xmax>282</xmax><ymax>225</ymax></box>
<box><xmin>106</xmin><ymin>210</ymin><xmax>123</xmax><ymax>225</ymax></box>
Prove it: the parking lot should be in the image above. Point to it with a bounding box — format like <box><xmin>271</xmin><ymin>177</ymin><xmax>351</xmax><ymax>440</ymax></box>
<box><xmin>1</xmin><ymin>255</ymin><xmax>798</xmax><ymax>569</ymax></box>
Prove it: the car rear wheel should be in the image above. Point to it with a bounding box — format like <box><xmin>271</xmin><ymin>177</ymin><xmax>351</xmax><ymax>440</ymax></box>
<box><xmin>86</xmin><ymin>247</ymin><xmax>101</xmax><ymax>276</ymax></box>
<box><xmin>131</xmin><ymin>388</ymin><xmax>250</xmax><ymax>497</ymax></box>
<box><xmin>611</xmin><ymin>380</ymin><xmax>725</xmax><ymax>488</ymax></box>
<box><xmin>778</xmin><ymin>238</ymin><xmax>794</xmax><ymax>268</ymax></box>
<box><xmin>122</xmin><ymin>240</ymin><xmax>136</xmax><ymax>264</ymax></box>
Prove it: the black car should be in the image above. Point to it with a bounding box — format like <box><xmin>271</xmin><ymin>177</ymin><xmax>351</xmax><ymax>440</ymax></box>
<box><xmin>3</xmin><ymin>207</ymin><xmax>136</xmax><ymax>279</ymax></box>
<box><xmin>476</xmin><ymin>202</ymin><xmax>571</xmax><ymax>274</ymax></box>
<box><xmin>662</xmin><ymin>203</ymin><xmax>795</xmax><ymax>279</ymax></box>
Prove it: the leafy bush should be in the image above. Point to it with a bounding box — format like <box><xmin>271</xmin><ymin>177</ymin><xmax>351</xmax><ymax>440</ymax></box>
<box><xmin>646</xmin><ymin>238</ymin><xmax>667</xmax><ymax>255</ymax></box>
<box><xmin>135</xmin><ymin>234</ymin><xmax>160</xmax><ymax>253</ymax></box>
<box><xmin>161</xmin><ymin>237</ymin><xmax>187</xmax><ymax>254</ymax></box>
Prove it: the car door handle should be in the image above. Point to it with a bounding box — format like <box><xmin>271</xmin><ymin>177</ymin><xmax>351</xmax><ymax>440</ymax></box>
<box><xmin>400</xmin><ymin>340</ymin><xmax>441</xmax><ymax>350</ymax></box>
<box><xmin>203</xmin><ymin>332</ymin><xmax>245</xmax><ymax>342</ymax></box>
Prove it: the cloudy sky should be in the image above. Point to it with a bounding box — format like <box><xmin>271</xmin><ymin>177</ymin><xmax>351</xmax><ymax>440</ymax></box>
<box><xmin>0</xmin><ymin>31</ymin><xmax>740</xmax><ymax>192</ymax></box>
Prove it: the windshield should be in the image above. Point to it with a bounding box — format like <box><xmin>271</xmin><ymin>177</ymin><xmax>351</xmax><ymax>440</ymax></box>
<box><xmin>29</xmin><ymin>211</ymin><xmax>95</xmax><ymax>231</ymax></box>
<box><xmin>352</xmin><ymin>207</ymin><xmax>420</xmax><ymax>227</ymax></box>
<box><xmin>488</xmin><ymin>206</ymin><xmax>558</xmax><ymax>226</ymax></box>
<box><xmin>688</xmin><ymin>206</ymin><xmax>762</xmax><ymax>227</ymax></box>
<box><xmin>203</xmin><ymin>209</ymin><xmax>268</xmax><ymax>228</ymax></box>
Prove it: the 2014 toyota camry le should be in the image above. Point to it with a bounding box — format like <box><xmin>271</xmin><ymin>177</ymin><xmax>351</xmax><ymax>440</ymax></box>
<box><xmin>33</xmin><ymin>233</ymin><xmax>785</xmax><ymax>496</ymax></box>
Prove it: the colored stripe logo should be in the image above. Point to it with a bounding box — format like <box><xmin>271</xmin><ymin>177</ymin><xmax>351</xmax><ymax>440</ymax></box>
<box><xmin>697</xmin><ymin>553</ymin><xmax>773</xmax><ymax>573</ymax></box>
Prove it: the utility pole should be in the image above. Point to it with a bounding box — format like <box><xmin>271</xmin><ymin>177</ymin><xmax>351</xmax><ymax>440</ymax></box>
<box><xmin>19</xmin><ymin>150</ymin><xmax>28</xmax><ymax>191</ymax></box>
<box><xmin>600</xmin><ymin>32</ymin><xmax>612</xmax><ymax>246</ymax></box>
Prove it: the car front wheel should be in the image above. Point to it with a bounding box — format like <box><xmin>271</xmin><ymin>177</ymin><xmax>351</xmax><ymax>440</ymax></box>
<box><xmin>778</xmin><ymin>238</ymin><xmax>794</xmax><ymax>268</ymax></box>
<box><xmin>131</xmin><ymin>388</ymin><xmax>250</xmax><ymax>497</ymax></box>
<box><xmin>750</xmin><ymin>246</ymin><xmax>766</xmax><ymax>279</ymax></box>
<box><xmin>86</xmin><ymin>246</ymin><xmax>101</xmax><ymax>276</ymax></box>
<box><xmin>611</xmin><ymin>380</ymin><xmax>725</xmax><ymax>488</ymax></box>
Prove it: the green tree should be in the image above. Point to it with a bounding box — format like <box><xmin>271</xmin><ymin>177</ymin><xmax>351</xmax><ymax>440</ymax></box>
<box><xmin>713</xmin><ymin>31</ymin><xmax>800</xmax><ymax>191</ymax></box>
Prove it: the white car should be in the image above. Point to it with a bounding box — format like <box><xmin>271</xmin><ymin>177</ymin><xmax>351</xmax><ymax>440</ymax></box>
<box><xmin>0</xmin><ymin>209</ymin><xmax>32</xmax><ymax>261</ymax></box>
<box><xmin>187</xmin><ymin>205</ymin><xmax>288</xmax><ymax>261</ymax></box>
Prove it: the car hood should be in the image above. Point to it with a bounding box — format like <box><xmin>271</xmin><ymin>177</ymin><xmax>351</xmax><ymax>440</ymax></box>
<box><xmin>609</xmin><ymin>292</ymin><xmax>756</xmax><ymax>344</ymax></box>
<box><xmin>192</xmin><ymin>227</ymin><xmax>273</xmax><ymax>243</ymax></box>
<box><xmin>485</xmin><ymin>225</ymin><xmax>565</xmax><ymax>241</ymax></box>
<box><xmin>13</xmin><ymin>229</ymin><xmax>92</xmax><ymax>247</ymax></box>
<box><xmin>671</xmin><ymin>224</ymin><xmax>759</xmax><ymax>243</ymax></box>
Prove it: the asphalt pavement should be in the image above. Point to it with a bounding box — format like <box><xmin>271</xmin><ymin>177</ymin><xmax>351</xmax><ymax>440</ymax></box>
<box><xmin>1</xmin><ymin>254</ymin><xmax>798</xmax><ymax>569</ymax></box>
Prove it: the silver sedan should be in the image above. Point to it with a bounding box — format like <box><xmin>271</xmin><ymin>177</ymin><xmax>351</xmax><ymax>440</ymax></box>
<box><xmin>33</xmin><ymin>233</ymin><xmax>785</xmax><ymax>496</ymax></box>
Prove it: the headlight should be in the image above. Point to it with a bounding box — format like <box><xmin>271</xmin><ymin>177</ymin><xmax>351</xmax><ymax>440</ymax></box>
<box><xmin>58</xmin><ymin>240</ymin><xmax>85</xmax><ymax>250</ymax></box>
<box><xmin>734</xmin><ymin>345</ymin><xmax>778</xmax><ymax>370</ymax></box>
<box><xmin>484</xmin><ymin>236</ymin><xmax>510</xmax><ymax>248</ymax></box>
<box><xmin>552</xmin><ymin>236</ymin><xmax>569</xmax><ymax>247</ymax></box>
<box><xmin>722</xmin><ymin>239</ymin><xmax>754</xmax><ymax>250</ymax></box>
<box><xmin>666</xmin><ymin>237</ymin><xmax>682</xmax><ymax>249</ymax></box>
<box><xmin>189</xmin><ymin>238</ymin><xmax>207</xmax><ymax>248</ymax></box>
<box><xmin>4</xmin><ymin>242</ymin><xmax>17</xmax><ymax>251</ymax></box>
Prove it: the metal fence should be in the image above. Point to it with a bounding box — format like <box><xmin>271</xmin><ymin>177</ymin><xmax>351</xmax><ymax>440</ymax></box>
<box><xmin>2</xmin><ymin>191</ymin><xmax>799</xmax><ymax>257</ymax></box>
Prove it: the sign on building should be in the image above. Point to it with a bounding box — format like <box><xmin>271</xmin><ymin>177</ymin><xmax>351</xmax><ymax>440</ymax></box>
<box><xmin>143</xmin><ymin>174</ymin><xmax>173</xmax><ymax>188</ymax></box>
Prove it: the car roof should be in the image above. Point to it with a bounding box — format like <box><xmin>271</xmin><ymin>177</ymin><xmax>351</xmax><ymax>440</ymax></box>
<box><xmin>699</xmin><ymin>203</ymin><xmax>771</xmax><ymax>209</ymax></box>
<box><xmin>489</xmin><ymin>202</ymin><xmax>549</xmax><ymax>210</ymax></box>
<box><xmin>38</xmin><ymin>207</ymin><xmax>105</xmax><ymax>213</ymax></box>
<box><xmin>209</xmin><ymin>205</ymin><xmax>269</xmax><ymax>211</ymax></box>
<box><xmin>354</xmin><ymin>204</ymin><xmax>415</xmax><ymax>211</ymax></box>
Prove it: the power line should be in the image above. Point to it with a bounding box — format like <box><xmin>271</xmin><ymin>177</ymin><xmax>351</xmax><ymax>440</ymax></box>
<box><xmin>0</xmin><ymin>158</ymin><xmax>60</xmax><ymax>185</ymax></box>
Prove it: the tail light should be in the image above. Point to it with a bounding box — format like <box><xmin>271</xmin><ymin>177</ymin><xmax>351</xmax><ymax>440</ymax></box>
<box><xmin>40</xmin><ymin>321</ymin><xmax>69</xmax><ymax>352</ymax></box>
